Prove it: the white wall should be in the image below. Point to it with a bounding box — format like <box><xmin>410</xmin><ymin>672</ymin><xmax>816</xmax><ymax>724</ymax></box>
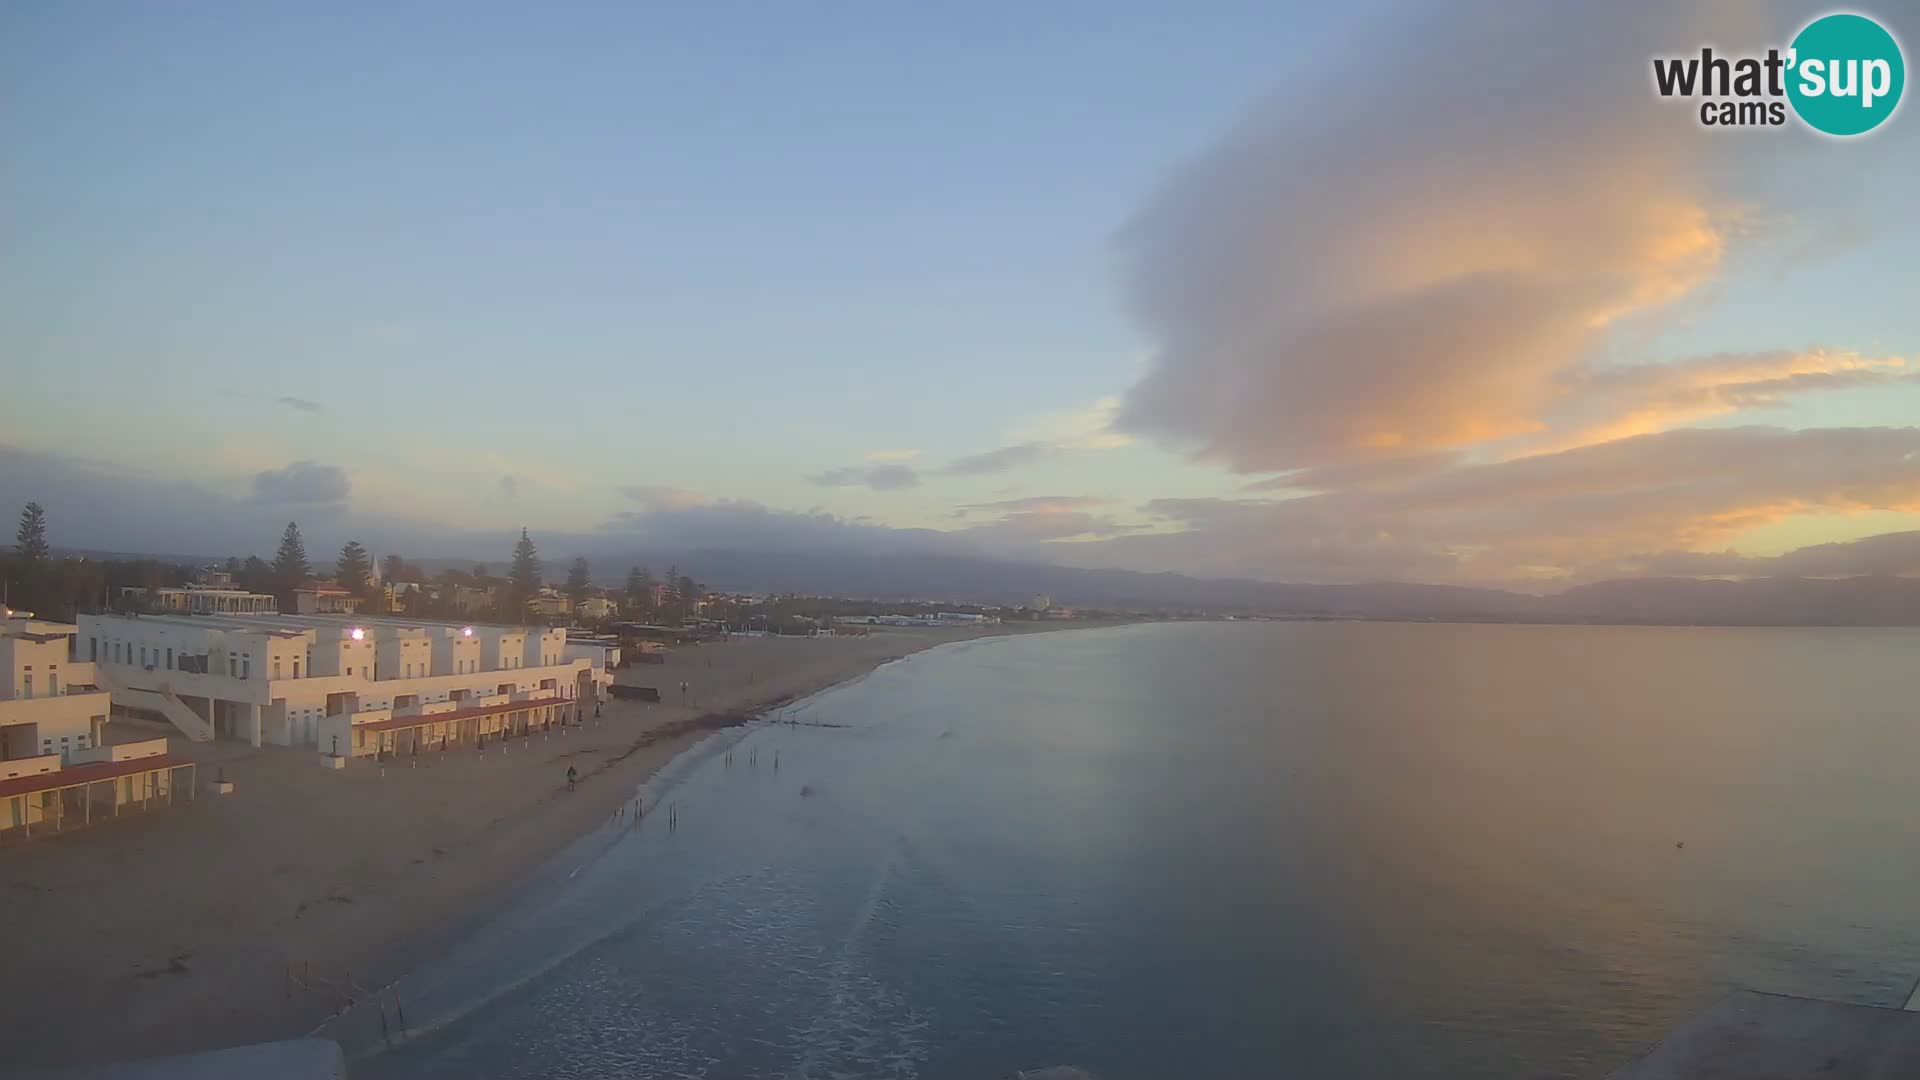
<box><xmin>81</xmin><ymin>615</ymin><xmax>591</xmax><ymax>749</ymax></box>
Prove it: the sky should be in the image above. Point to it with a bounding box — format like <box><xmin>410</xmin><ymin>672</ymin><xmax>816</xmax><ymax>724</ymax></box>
<box><xmin>4</xmin><ymin>2</ymin><xmax>1920</xmax><ymax>591</ymax></box>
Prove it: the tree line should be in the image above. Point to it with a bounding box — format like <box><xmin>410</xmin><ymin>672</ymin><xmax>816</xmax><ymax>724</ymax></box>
<box><xmin>4</xmin><ymin>502</ymin><xmax>707</xmax><ymax>628</ymax></box>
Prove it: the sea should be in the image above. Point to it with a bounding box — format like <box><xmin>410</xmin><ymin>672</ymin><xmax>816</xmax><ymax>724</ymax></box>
<box><xmin>361</xmin><ymin>621</ymin><xmax>1920</xmax><ymax>1079</ymax></box>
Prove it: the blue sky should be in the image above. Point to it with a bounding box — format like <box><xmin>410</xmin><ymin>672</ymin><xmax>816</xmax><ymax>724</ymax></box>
<box><xmin>5</xmin><ymin>3</ymin><xmax>1920</xmax><ymax>587</ymax></box>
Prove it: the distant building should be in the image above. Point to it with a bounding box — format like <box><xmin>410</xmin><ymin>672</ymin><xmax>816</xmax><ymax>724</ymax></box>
<box><xmin>384</xmin><ymin>582</ymin><xmax>427</xmax><ymax>612</ymax></box>
<box><xmin>1030</xmin><ymin>594</ymin><xmax>1052</xmax><ymax>612</ymax></box>
<box><xmin>525</xmin><ymin>592</ymin><xmax>570</xmax><ymax>618</ymax></box>
<box><xmin>576</xmin><ymin>597</ymin><xmax>617</xmax><ymax>621</ymax></box>
<box><xmin>294</xmin><ymin>584</ymin><xmax>363</xmax><ymax>615</ymax></box>
<box><xmin>448</xmin><ymin>585</ymin><xmax>494</xmax><ymax>615</ymax></box>
<box><xmin>935</xmin><ymin>612</ymin><xmax>995</xmax><ymax>624</ymax></box>
<box><xmin>121</xmin><ymin>584</ymin><xmax>279</xmax><ymax>616</ymax></box>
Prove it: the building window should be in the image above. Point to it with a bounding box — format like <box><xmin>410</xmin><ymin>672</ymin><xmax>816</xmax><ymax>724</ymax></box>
<box><xmin>346</xmin><ymin>667</ymin><xmax>353</xmax><ymax>677</ymax></box>
<box><xmin>22</xmin><ymin>675</ymin><xmax>32</xmax><ymax>699</ymax></box>
<box><xmin>274</xmin><ymin>660</ymin><xmax>282</xmax><ymax>680</ymax></box>
<box><xmin>49</xmin><ymin>673</ymin><xmax>58</xmax><ymax>696</ymax></box>
<box><xmin>89</xmin><ymin>637</ymin><xmax>97</xmax><ymax>661</ymax></box>
<box><xmin>141</xmin><ymin>646</ymin><xmax>149</xmax><ymax>667</ymax></box>
<box><xmin>293</xmin><ymin>659</ymin><xmax>301</xmax><ymax>678</ymax></box>
<box><xmin>241</xmin><ymin>657</ymin><xmax>250</xmax><ymax>679</ymax></box>
<box><xmin>166</xmin><ymin>648</ymin><xmax>174</xmax><ymax>669</ymax></box>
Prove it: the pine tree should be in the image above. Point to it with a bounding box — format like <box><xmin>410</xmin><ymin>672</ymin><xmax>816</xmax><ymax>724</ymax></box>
<box><xmin>625</xmin><ymin>566</ymin><xmax>644</xmax><ymax>611</ymax></box>
<box><xmin>273</xmin><ymin>522</ymin><xmax>310</xmax><ymax>589</ymax></box>
<box><xmin>240</xmin><ymin>555</ymin><xmax>272</xmax><ymax>593</ymax></box>
<box><xmin>566</xmin><ymin>557</ymin><xmax>592</xmax><ymax>605</ymax></box>
<box><xmin>337</xmin><ymin>541</ymin><xmax>373</xmax><ymax>597</ymax></box>
<box><xmin>15</xmin><ymin>502</ymin><xmax>49</xmax><ymax>561</ymax></box>
<box><xmin>382</xmin><ymin>554</ymin><xmax>405</xmax><ymax>584</ymax></box>
<box><xmin>509</xmin><ymin>528</ymin><xmax>541</xmax><ymax>611</ymax></box>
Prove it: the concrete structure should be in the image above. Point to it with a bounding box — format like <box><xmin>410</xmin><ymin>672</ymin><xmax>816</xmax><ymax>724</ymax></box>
<box><xmin>564</xmin><ymin>634</ymin><xmax>622</xmax><ymax>674</ymax></box>
<box><xmin>77</xmin><ymin>612</ymin><xmax>612</xmax><ymax>751</ymax></box>
<box><xmin>293</xmin><ymin>585</ymin><xmax>363</xmax><ymax>615</ymax></box>
<box><xmin>2</xmin><ymin>613</ymin><xmax>110</xmax><ymax>764</ymax></box>
<box><xmin>526</xmin><ymin>591</ymin><xmax>569</xmax><ymax>618</ymax></box>
<box><xmin>0</xmin><ymin>737</ymin><xmax>194</xmax><ymax>839</ymax></box>
<box><xmin>119</xmin><ymin>584</ymin><xmax>278</xmax><ymax>615</ymax></box>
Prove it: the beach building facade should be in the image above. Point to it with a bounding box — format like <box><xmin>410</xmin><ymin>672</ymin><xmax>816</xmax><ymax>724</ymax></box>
<box><xmin>76</xmin><ymin>612</ymin><xmax>615</xmax><ymax>751</ymax></box>
<box><xmin>1</xmin><ymin>737</ymin><xmax>194</xmax><ymax>838</ymax></box>
<box><xmin>2</xmin><ymin>613</ymin><xmax>111</xmax><ymax>764</ymax></box>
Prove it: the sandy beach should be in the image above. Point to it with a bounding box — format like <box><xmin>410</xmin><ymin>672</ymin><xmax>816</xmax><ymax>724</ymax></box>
<box><xmin>0</xmin><ymin>624</ymin><xmax>1058</xmax><ymax>1071</ymax></box>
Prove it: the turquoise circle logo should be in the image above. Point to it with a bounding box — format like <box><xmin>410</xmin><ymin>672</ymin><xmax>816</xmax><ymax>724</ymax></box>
<box><xmin>1787</xmin><ymin>12</ymin><xmax>1905</xmax><ymax>136</ymax></box>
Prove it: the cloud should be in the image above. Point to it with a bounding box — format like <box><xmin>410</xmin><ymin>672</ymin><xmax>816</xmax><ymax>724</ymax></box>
<box><xmin>594</xmin><ymin>497</ymin><xmax>966</xmax><ymax>557</ymax></box>
<box><xmin>1542</xmin><ymin>349</ymin><xmax>1914</xmax><ymax>451</ymax></box>
<box><xmin>1632</xmin><ymin>531</ymin><xmax>1920</xmax><ymax>579</ymax></box>
<box><xmin>950</xmin><ymin>494</ymin><xmax>1130</xmax><ymax>543</ymax></box>
<box><xmin>945</xmin><ymin>441</ymin><xmax>1059</xmax><ymax>475</ymax></box>
<box><xmin>864</xmin><ymin>448</ymin><xmax>923</xmax><ymax>464</ymax></box>
<box><xmin>616</xmin><ymin>484</ymin><xmax>712</xmax><ymax>512</ymax></box>
<box><xmin>1115</xmin><ymin>4</ymin><xmax>1782</xmax><ymax>475</ymax></box>
<box><xmin>960</xmin><ymin>495</ymin><xmax>1116</xmax><ymax>514</ymax></box>
<box><xmin>249</xmin><ymin>461</ymin><xmax>350</xmax><ymax>505</ymax></box>
<box><xmin>1011</xmin><ymin>395</ymin><xmax>1132</xmax><ymax>451</ymax></box>
<box><xmin>499</xmin><ymin>475</ymin><xmax>520</xmax><ymax>497</ymax></box>
<box><xmin>0</xmin><ymin>443</ymin><xmax>456</xmax><ymax>559</ymax></box>
<box><xmin>275</xmin><ymin>396</ymin><xmax>324</xmax><ymax>414</ymax></box>
<box><xmin>1082</xmin><ymin>426</ymin><xmax>1920</xmax><ymax>586</ymax></box>
<box><xmin>807</xmin><ymin>464</ymin><xmax>922</xmax><ymax>491</ymax></box>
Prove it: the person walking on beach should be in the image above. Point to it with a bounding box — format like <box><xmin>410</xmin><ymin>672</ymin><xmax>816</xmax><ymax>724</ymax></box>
<box><xmin>566</xmin><ymin>765</ymin><xmax>577</xmax><ymax>791</ymax></box>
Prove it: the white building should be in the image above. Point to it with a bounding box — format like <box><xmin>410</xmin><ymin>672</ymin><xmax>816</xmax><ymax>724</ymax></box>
<box><xmin>293</xmin><ymin>585</ymin><xmax>363</xmax><ymax>615</ymax></box>
<box><xmin>76</xmin><ymin>611</ymin><xmax>615</xmax><ymax>751</ymax></box>
<box><xmin>526</xmin><ymin>592</ymin><xmax>569</xmax><ymax>618</ymax></box>
<box><xmin>576</xmin><ymin>597</ymin><xmax>617</xmax><ymax>621</ymax></box>
<box><xmin>120</xmin><ymin>584</ymin><xmax>279</xmax><ymax>615</ymax></box>
<box><xmin>2</xmin><ymin>612</ymin><xmax>111</xmax><ymax>764</ymax></box>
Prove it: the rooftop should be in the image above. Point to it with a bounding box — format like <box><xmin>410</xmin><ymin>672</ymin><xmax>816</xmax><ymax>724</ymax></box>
<box><xmin>0</xmin><ymin>753</ymin><xmax>196</xmax><ymax>800</ymax></box>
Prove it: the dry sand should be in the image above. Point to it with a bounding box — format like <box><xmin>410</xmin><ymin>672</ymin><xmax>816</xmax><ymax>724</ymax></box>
<box><xmin>0</xmin><ymin>624</ymin><xmax>1058</xmax><ymax>1071</ymax></box>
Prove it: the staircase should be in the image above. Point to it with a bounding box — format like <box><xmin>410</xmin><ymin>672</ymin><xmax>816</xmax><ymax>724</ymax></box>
<box><xmin>95</xmin><ymin>670</ymin><xmax>215</xmax><ymax>742</ymax></box>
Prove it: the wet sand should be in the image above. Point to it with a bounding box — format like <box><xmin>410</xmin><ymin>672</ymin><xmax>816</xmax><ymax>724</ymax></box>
<box><xmin>0</xmin><ymin>625</ymin><xmax>1058</xmax><ymax>1070</ymax></box>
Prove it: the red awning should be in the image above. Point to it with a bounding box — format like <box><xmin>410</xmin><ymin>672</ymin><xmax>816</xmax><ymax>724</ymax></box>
<box><xmin>355</xmin><ymin>696</ymin><xmax>565</xmax><ymax>734</ymax></box>
<box><xmin>0</xmin><ymin>754</ymin><xmax>195</xmax><ymax>799</ymax></box>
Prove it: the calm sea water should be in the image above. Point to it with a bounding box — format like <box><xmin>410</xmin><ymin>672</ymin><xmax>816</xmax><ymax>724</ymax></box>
<box><xmin>364</xmin><ymin>622</ymin><xmax>1920</xmax><ymax>1079</ymax></box>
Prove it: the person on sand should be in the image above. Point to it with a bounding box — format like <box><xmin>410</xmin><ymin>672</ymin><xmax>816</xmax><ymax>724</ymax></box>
<box><xmin>566</xmin><ymin>765</ymin><xmax>578</xmax><ymax>791</ymax></box>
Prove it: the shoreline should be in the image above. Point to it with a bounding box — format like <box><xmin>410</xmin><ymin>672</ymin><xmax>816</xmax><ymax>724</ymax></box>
<box><xmin>0</xmin><ymin>622</ymin><xmax>1092</xmax><ymax>1071</ymax></box>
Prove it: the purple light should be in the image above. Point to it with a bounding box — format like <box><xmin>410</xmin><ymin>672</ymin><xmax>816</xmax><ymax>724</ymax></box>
<box><xmin>461</xmin><ymin>626</ymin><xmax>474</xmax><ymax>637</ymax></box>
